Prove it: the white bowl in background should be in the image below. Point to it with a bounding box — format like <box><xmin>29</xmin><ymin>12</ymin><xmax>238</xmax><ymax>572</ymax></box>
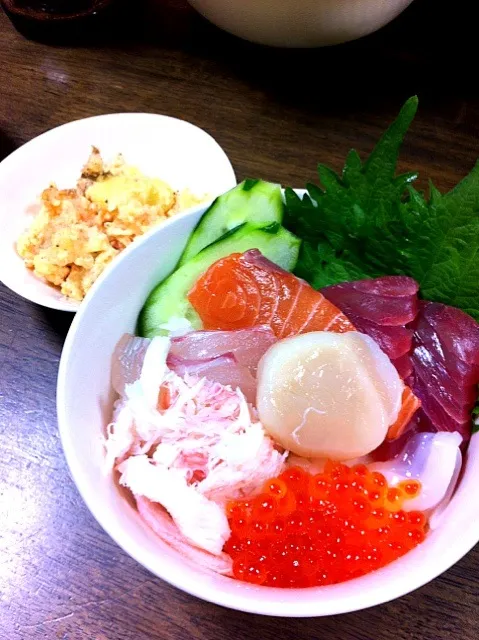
<box><xmin>0</xmin><ymin>113</ymin><xmax>236</xmax><ymax>312</ymax></box>
<box><xmin>188</xmin><ymin>0</ymin><xmax>415</xmax><ymax>48</ymax></box>
<box><xmin>57</xmin><ymin>201</ymin><xmax>479</xmax><ymax>616</ymax></box>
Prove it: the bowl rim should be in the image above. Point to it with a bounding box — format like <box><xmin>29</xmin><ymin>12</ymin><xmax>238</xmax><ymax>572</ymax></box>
<box><xmin>57</xmin><ymin>201</ymin><xmax>479</xmax><ymax>618</ymax></box>
<box><xmin>0</xmin><ymin>111</ymin><xmax>236</xmax><ymax>311</ymax></box>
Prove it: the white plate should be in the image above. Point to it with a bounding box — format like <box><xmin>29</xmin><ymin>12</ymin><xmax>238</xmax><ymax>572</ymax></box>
<box><xmin>0</xmin><ymin>113</ymin><xmax>236</xmax><ymax>312</ymax></box>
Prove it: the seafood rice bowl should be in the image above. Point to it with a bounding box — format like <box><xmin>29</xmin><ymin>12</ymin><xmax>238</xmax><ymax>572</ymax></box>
<box><xmin>58</xmin><ymin>99</ymin><xmax>479</xmax><ymax>615</ymax></box>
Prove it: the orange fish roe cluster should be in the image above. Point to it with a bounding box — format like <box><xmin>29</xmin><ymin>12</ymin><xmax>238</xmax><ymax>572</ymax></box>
<box><xmin>224</xmin><ymin>463</ymin><xmax>427</xmax><ymax>588</ymax></box>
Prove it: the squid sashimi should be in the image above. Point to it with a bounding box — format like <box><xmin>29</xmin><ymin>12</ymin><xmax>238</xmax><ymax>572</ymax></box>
<box><xmin>257</xmin><ymin>331</ymin><xmax>403</xmax><ymax>459</ymax></box>
<box><xmin>188</xmin><ymin>250</ymin><xmax>354</xmax><ymax>337</ymax></box>
<box><xmin>370</xmin><ymin>432</ymin><xmax>463</xmax><ymax>522</ymax></box>
<box><xmin>322</xmin><ymin>276</ymin><xmax>419</xmax><ymax>379</ymax></box>
<box><xmin>408</xmin><ymin>302</ymin><xmax>479</xmax><ymax>441</ymax></box>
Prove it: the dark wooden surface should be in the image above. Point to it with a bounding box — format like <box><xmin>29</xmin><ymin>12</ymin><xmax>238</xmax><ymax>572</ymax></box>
<box><xmin>1</xmin><ymin>1</ymin><xmax>479</xmax><ymax>638</ymax></box>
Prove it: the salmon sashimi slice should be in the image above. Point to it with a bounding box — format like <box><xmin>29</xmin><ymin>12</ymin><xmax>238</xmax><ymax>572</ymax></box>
<box><xmin>188</xmin><ymin>250</ymin><xmax>355</xmax><ymax>337</ymax></box>
<box><xmin>386</xmin><ymin>386</ymin><xmax>422</xmax><ymax>441</ymax></box>
<box><xmin>188</xmin><ymin>250</ymin><xmax>420</xmax><ymax>440</ymax></box>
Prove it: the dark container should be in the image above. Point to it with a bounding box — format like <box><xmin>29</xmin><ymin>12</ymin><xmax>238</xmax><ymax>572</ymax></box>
<box><xmin>1</xmin><ymin>0</ymin><xmax>128</xmax><ymax>44</ymax></box>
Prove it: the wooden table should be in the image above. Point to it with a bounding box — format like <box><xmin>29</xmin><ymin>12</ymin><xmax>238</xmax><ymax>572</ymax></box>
<box><xmin>1</xmin><ymin>1</ymin><xmax>478</xmax><ymax>638</ymax></box>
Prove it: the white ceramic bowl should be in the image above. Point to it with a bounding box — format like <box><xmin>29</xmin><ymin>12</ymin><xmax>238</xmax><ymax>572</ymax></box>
<box><xmin>188</xmin><ymin>0</ymin><xmax>415</xmax><ymax>48</ymax></box>
<box><xmin>0</xmin><ymin>113</ymin><xmax>236</xmax><ymax>312</ymax></box>
<box><xmin>57</xmin><ymin>203</ymin><xmax>479</xmax><ymax>616</ymax></box>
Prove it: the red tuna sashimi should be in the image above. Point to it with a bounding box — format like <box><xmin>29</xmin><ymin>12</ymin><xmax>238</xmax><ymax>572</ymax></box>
<box><xmin>407</xmin><ymin>301</ymin><xmax>479</xmax><ymax>441</ymax></box>
<box><xmin>322</xmin><ymin>276</ymin><xmax>419</xmax><ymax>378</ymax></box>
<box><xmin>169</xmin><ymin>326</ymin><xmax>276</xmax><ymax>374</ymax></box>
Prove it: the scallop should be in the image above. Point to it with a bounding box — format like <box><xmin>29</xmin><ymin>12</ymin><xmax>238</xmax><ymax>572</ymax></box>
<box><xmin>256</xmin><ymin>331</ymin><xmax>403</xmax><ymax>460</ymax></box>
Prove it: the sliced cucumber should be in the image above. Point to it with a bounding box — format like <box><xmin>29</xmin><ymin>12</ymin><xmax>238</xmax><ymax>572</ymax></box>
<box><xmin>178</xmin><ymin>179</ymin><xmax>283</xmax><ymax>266</ymax></box>
<box><xmin>137</xmin><ymin>223</ymin><xmax>301</xmax><ymax>338</ymax></box>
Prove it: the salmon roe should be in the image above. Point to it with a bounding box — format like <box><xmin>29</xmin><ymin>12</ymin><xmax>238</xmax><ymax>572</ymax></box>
<box><xmin>224</xmin><ymin>464</ymin><xmax>427</xmax><ymax>588</ymax></box>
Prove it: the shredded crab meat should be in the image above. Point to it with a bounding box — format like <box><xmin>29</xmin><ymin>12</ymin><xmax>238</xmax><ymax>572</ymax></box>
<box><xmin>104</xmin><ymin>336</ymin><xmax>287</xmax><ymax>555</ymax></box>
<box><xmin>118</xmin><ymin>455</ymin><xmax>230</xmax><ymax>555</ymax></box>
<box><xmin>136</xmin><ymin>497</ymin><xmax>232</xmax><ymax>575</ymax></box>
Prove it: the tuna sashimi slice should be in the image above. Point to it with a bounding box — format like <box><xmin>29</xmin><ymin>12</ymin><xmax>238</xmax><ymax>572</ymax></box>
<box><xmin>322</xmin><ymin>276</ymin><xmax>419</xmax><ymax>377</ymax></box>
<box><xmin>391</xmin><ymin>353</ymin><xmax>414</xmax><ymax>380</ymax></box>
<box><xmin>188</xmin><ymin>250</ymin><xmax>355</xmax><ymax>338</ymax></box>
<box><xmin>411</xmin><ymin>314</ymin><xmax>479</xmax><ymax>386</ymax></box>
<box><xmin>169</xmin><ymin>326</ymin><xmax>276</xmax><ymax>373</ymax></box>
<box><xmin>344</xmin><ymin>319</ymin><xmax>412</xmax><ymax>361</ymax></box>
<box><xmin>407</xmin><ymin>301</ymin><xmax>479</xmax><ymax>441</ymax></box>
<box><xmin>323</xmin><ymin>276</ymin><xmax>419</xmax><ymax>325</ymax></box>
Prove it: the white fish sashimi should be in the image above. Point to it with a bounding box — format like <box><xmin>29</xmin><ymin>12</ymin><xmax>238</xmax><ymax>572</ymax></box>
<box><xmin>111</xmin><ymin>334</ymin><xmax>151</xmax><ymax>396</ymax></box>
<box><xmin>167</xmin><ymin>352</ymin><xmax>257</xmax><ymax>404</ymax></box>
<box><xmin>369</xmin><ymin>431</ymin><xmax>463</xmax><ymax>519</ymax></box>
<box><xmin>111</xmin><ymin>330</ymin><xmax>262</xmax><ymax>404</ymax></box>
<box><xmin>110</xmin><ymin>318</ymin><xmax>193</xmax><ymax>397</ymax></box>
<box><xmin>170</xmin><ymin>326</ymin><xmax>277</xmax><ymax>373</ymax></box>
<box><xmin>111</xmin><ymin>333</ymin><xmax>170</xmax><ymax>403</ymax></box>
